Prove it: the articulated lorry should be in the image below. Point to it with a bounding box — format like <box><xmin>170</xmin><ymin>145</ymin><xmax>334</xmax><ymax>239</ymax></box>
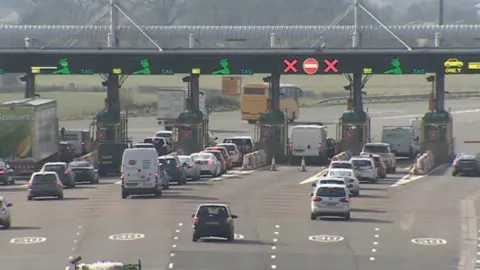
<box><xmin>0</xmin><ymin>98</ymin><xmax>59</xmax><ymax>176</ymax></box>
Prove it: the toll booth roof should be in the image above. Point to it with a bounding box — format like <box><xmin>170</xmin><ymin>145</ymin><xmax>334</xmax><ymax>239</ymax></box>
<box><xmin>0</xmin><ymin>98</ymin><xmax>56</xmax><ymax>107</ymax></box>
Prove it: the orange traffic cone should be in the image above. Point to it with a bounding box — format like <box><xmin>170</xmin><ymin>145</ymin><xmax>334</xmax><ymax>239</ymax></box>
<box><xmin>300</xmin><ymin>156</ymin><xmax>307</xmax><ymax>172</ymax></box>
<box><xmin>270</xmin><ymin>157</ymin><xmax>277</xmax><ymax>171</ymax></box>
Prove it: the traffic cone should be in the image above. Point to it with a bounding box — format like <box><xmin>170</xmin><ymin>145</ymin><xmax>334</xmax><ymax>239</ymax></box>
<box><xmin>270</xmin><ymin>157</ymin><xmax>277</xmax><ymax>171</ymax></box>
<box><xmin>300</xmin><ymin>157</ymin><xmax>307</xmax><ymax>172</ymax></box>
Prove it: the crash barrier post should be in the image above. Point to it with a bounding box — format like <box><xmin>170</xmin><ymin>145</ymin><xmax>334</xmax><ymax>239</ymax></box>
<box><xmin>241</xmin><ymin>154</ymin><xmax>251</xmax><ymax>170</ymax></box>
<box><xmin>412</xmin><ymin>150</ymin><xmax>435</xmax><ymax>175</ymax></box>
<box><xmin>241</xmin><ymin>150</ymin><xmax>268</xmax><ymax>170</ymax></box>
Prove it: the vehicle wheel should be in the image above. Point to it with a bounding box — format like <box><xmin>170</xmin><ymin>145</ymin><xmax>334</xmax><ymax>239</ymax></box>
<box><xmin>57</xmin><ymin>194</ymin><xmax>64</xmax><ymax>200</ymax></box>
<box><xmin>372</xmin><ymin>178</ymin><xmax>378</xmax><ymax>183</ymax></box>
<box><xmin>2</xmin><ymin>180</ymin><xmax>7</xmax><ymax>186</ymax></box>
<box><xmin>344</xmin><ymin>212</ymin><xmax>351</xmax><ymax>220</ymax></box>
<box><xmin>154</xmin><ymin>189</ymin><xmax>162</xmax><ymax>197</ymax></box>
<box><xmin>392</xmin><ymin>167</ymin><xmax>396</xmax><ymax>173</ymax></box>
<box><xmin>356</xmin><ymin>190</ymin><xmax>360</xmax><ymax>197</ymax></box>
<box><xmin>310</xmin><ymin>213</ymin><xmax>316</xmax><ymax>220</ymax></box>
<box><xmin>121</xmin><ymin>191</ymin><xmax>128</xmax><ymax>199</ymax></box>
<box><xmin>452</xmin><ymin>172</ymin><xmax>457</xmax><ymax>177</ymax></box>
<box><xmin>192</xmin><ymin>234</ymin><xmax>199</xmax><ymax>242</ymax></box>
<box><xmin>27</xmin><ymin>196</ymin><xmax>33</xmax><ymax>201</ymax></box>
<box><xmin>226</xmin><ymin>232</ymin><xmax>234</xmax><ymax>242</ymax></box>
<box><xmin>3</xmin><ymin>220</ymin><xmax>11</xmax><ymax>229</ymax></box>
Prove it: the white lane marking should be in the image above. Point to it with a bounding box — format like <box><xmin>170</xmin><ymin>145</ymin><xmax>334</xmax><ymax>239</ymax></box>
<box><xmin>369</xmin><ymin>228</ymin><xmax>380</xmax><ymax>261</ymax></box>
<box><xmin>391</xmin><ymin>164</ymin><xmax>450</xmax><ymax>187</ymax></box>
<box><xmin>108</xmin><ymin>233</ymin><xmax>145</xmax><ymax>241</ymax></box>
<box><xmin>168</xmin><ymin>263</ymin><xmax>174</xmax><ymax>269</ymax></box>
<box><xmin>375</xmin><ymin>108</ymin><xmax>480</xmax><ymax>121</ymax></box>
<box><xmin>10</xmin><ymin>237</ymin><xmax>46</xmax><ymax>244</ymax></box>
<box><xmin>299</xmin><ymin>170</ymin><xmax>327</xmax><ymax>185</ymax></box>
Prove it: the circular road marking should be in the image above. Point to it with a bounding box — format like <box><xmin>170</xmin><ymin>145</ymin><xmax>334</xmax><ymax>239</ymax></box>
<box><xmin>308</xmin><ymin>235</ymin><xmax>344</xmax><ymax>243</ymax></box>
<box><xmin>411</xmin><ymin>238</ymin><xmax>447</xmax><ymax>245</ymax></box>
<box><xmin>108</xmin><ymin>233</ymin><xmax>145</xmax><ymax>241</ymax></box>
<box><xmin>10</xmin><ymin>237</ymin><xmax>47</xmax><ymax>244</ymax></box>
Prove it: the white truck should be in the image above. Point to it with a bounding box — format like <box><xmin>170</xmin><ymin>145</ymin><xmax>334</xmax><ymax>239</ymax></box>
<box><xmin>0</xmin><ymin>98</ymin><xmax>59</xmax><ymax>175</ymax></box>
<box><xmin>381</xmin><ymin>126</ymin><xmax>415</xmax><ymax>159</ymax></box>
<box><xmin>156</xmin><ymin>89</ymin><xmax>206</xmax><ymax>130</ymax></box>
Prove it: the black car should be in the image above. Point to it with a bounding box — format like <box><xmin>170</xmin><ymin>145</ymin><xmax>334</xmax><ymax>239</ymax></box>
<box><xmin>144</xmin><ymin>137</ymin><xmax>170</xmax><ymax>156</ymax></box>
<box><xmin>452</xmin><ymin>154</ymin><xmax>480</xmax><ymax>176</ymax></box>
<box><xmin>0</xmin><ymin>161</ymin><xmax>15</xmax><ymax>185</ymax></box>
<box><xmin>41</xmin><ymin>162</ymin><xmax>76</xmax><ymax>188</ymax></box>
<box><xmin>192</xmin><ymin>204</ymin><xmax>238</xmax><ymax>242</ymax></box>
<box><xmin>69</xmin><ymin>161</ymin><xmax>99</xmax><ymax>184</ymax></box>
<box><xmin>59</xmin><ymin>141</ymin><xmax>76</xmax><ymax>162</ymax></box>
<box><xmin>158</xmin><ymin>155</ymin><xmax>187</xmax><ymax>185</ymax></box>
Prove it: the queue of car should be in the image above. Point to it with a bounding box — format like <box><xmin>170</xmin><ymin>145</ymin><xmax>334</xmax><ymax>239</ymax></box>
<box><xmin>310</xmin><ymin>151</ymin><xmax>392</xmax><ymax>221</ymax></box>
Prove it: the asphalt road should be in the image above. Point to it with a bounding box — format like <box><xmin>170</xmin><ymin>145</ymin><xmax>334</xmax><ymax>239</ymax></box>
<box><xmin>2</xmin><ymin>99</ymin><xmax>480</xmax><ymax>269</ymax></box>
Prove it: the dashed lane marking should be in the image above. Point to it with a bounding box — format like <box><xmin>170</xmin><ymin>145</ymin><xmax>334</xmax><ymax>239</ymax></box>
<box><xmin>271</xmin><ymin>224</ymin><xmax>280</xmax><ymax>270</ymax></box>
<box><xmin>370</xmin><ymin>228</ymin><xmax>380</xmax><ymax>261</ymax></box>
<box><xmin>391</xmin><ymin>164</ymin><xmax>450</xmax><ymax>187</ymax></box>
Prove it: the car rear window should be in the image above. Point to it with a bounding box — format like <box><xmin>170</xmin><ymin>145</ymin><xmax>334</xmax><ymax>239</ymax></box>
<box><xmin>218</xmin><ymin>144</ymin><xmax>236</xmax><ymax>152</ymax></box>
<box><xmin>352</xmin><ymin>160</ymin><xmax>372</xmax><ymax>167</ymax></box>
<box><xmin>178</xmin><ymin>157</ymin><xmax>190</xmax><ymax>163</ymax></box>
<box><xmin>192</xmin><ymin>154</ymin><xmax>213</xmax><ymax>160</ymax></box>
<box><xmin>197</xmin><ymin>206</ymin><xmax>228</xmax><ymax>218</ymax></box>
<box><xmin>316</xmin><ymin>187</ymin><xmax>346</xmax><ymax>197</ymax></box>
<box><xmin>43</xmin><ymin>165</ymin><xmax>65</xmax><ymax>171</ymax></box>
<box><xmin>458</xmin><ymin>159</ymin><xmax>476</xmax><ymax>164</ymax></box>
<box><xmin>70</xmin><ymin>162</ymin><xmax>90</xmax><ymax>168</ymax></box>
<box><xmin>159</xmin><ymin>158</ymin><xmax>176</xmax><ymax>165</ymax></box>
<box><xmin>319</xmin><ymin>180</ymin><xmax>345</xmax><ymax>185</ymax></box>
<box><xmin>331</xmin><ymin>163</ymin><xmax>352</xmax><ymax>169</ymax></box>
<box><xmin>224</xmin><ymin>138</ymin><xmax>252</xmax><ymax>147</ymax></box>
<box><xmin>32</xmin><ymin>174</ymin><xmax>57</xmax><ymax>183</ymax></box>
<box><xmin>363</xmin><ymin>145</ymin><xmax>388</xmax><ymax>153</ymax></box>
<box><xmin>207</xmin><ymin>151</ymin><xmax>222</xmax><ymax>160</ymax></box>
<box><xmin>329</xmin><ymin>170</ymin><xmax>353</xmax><ymax>177</ymax></box>
<box><xmin>155</xmin><ymin>132</ymin><xmax>171</xmax><ymax>138</ymax></box>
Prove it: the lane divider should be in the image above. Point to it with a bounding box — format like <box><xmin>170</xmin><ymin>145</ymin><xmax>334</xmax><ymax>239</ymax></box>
<box><xmin>370</xmin><ymin>228</ymin><xmax>380</xmax><ymax>262</ymax></box>
<box><xmin>168</xmin><ymin>222</ymin><xmax>182</xmax><ymax>269</ymax></box>
<box><xmin>271</xmin><ymin>224</ymin><xmax>280</xmax><ymax>269</ymax></box>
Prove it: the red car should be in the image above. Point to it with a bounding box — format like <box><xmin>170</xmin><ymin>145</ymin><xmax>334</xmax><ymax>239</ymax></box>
<box><xmin>204</xmin><ymin>150</ymin><xmax>227</xmax><ymax>175</ymax></box>
<box><xmin>205</xmin><ymin>146</ymin><xmax>233</xmax><ymax>170</ymax></box>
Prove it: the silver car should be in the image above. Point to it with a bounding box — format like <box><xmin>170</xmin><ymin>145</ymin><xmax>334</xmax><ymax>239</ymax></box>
<box><xmin>178</xmin><ymin>155</ymin><xmax>201</xmax><ymax>181</ymax></box>
<box><xmin>217</xmin><ymin>143</ymin><xmax>242</xmax><ymax>166</ymax></box>
<box><xmin>0</xmin><ymin>196</ymin><xmax>12</xmax><ymax>229</ymax></box>
<box><xmin>191</xmin><ymin>152</ymin><xmax>221</xmax><ymax>177</ymax></box>
<box><xmin>350</xmin><ymin>157</ymin><xmax>378</xmax><ymax>183</ymax></box>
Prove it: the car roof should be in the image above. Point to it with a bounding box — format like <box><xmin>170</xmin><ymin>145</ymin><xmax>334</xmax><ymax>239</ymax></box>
<box><xmin>177</xmin><ymin>155</ymin><xmax>190</xmax><ymax>158</ymax></box>
<box><xmin>205</xmin><ymin>149</ymin><xmax>221</xmax><ymax>153</ymax></box>
<box><xmin>218</xmin><ymin>143</ymin><xmax>236</xmax><ymax>146</ymax></box>
<box><xmin>331</xmin><ymin>160</ymin><xmax>352</xmax><ymax>163</ymax></box>
<box><xmin>134</xmin><ymin>143</ymin><xmax>154</xmax><ymax>146</ymax></box>
<box><xmin>350</xmin><ymin>157</ymin><xmax>372</xmax><ymax>161</ymax></box>
<box><xmin>197</xmin><ymin>203</ymin><xmax>229</xmax><ymax>209</ymax></box>
<box><xmin>226</xmin><ymin>136</ymin><xmax>252</xmax><ymax>139</ymax></box>
<box><xmin>316</xmin><ymin>183</ymin><xmax>346</xmax><ymax>189</ymax></box>
<box><xmin>328</xmin><ymin>168</ymin><xmax>354</xmax><ymax>172</ymax></box>
<box><xmin>33</xmin><ymin>171</ymin><xmax>58</xmax><ymax>175</ymax></box>
<box><xmin>319</xmin><ymin>177</ymin><xmax>347</xmax><ymax>180</ymax></box>
<box><xmin>364</xmin><ymin>143</ymin><xmax>388</xmax><ymax>146</ymax></box>
<box><xmin>44</xmin><ymin>162</ymin><xmax>67</xmax><ymax>165</ymax></box>
<box><xmin>156</xmin><ymin>130</ymin><xmax>172</xmax><ymax>133</ymax></box>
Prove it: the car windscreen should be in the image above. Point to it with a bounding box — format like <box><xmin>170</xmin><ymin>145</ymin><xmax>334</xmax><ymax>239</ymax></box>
<box><xmin>330</xmin><ymin>163</ymin><xmax>352</xmax><ymax>169</ymax></box>
<box><xmin>158</xmin><ymin>158</ymin><xmax>177</xmax><ymax>167</ymax></box>
<box><xmin>223</xmin><ymin>138</ymin><xmax>252</xmax><ymax>148</ymax></box>
<box><xmin>43</xmin><ymin>165</ymin><xmax>65</xmax><ymax>171</ymax></box>
<box><xmin>329</xmin><ymin>170</ymin><xmax>353</xmax><ymax>177</ymax></box>
<box><xmin>319</xmin><ymin>180</ymin><xmax>345</xmax><ymax>185</ymax></box>
<box><xmin>351</xmin><ymin>160</ymin><xmax>372</xmax><ymax>167</ymax></box>
<box><xmin>178</xmin><ymin>157</ymin><xmax>190</xmax><ymax>163</ymax></box>
<box><xmin>192</xmin><ymin>154</ymin><xmax>214</xmax><ymax>160</ymax></box>
<box><xmin>208</xmin><ymin>152</ymin><xmax>222</xmax><ymax>160</ymax></box>
<box><xmin>70</xmin><ymin>162</ymin><xmax>90</xmax><ymax>168</ymax></box>
<box><xmin>458</xmin><ymin>159</ymin><xmax>476</xmax><ymax>164</ymax></box>
<box><xmin>316</xmin><ymin>187</ymin><xmax>346</xmax><ymax>197</ymax></box>
<box><xmin>363</xmin><ymin>145</ymin><xmax>388</xmax><ymax>153</ymax></box>
<box><xmin>32</xmin><ymin>174</ymin><xmax>57</xmax><ymax>184</ymax></box>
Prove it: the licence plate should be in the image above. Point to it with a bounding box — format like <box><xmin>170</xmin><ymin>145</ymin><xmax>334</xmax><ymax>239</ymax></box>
<box><xmin>326</xmin><ymin>203</ymin><xmax>338</xmax><ymax>206</ymax></box>
<box><xmin>206</xmin><ymin>221</ymin><xmax>219</xmax><ymax>225</ymax></box>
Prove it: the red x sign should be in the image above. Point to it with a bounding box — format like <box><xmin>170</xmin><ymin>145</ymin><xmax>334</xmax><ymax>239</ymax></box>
<box><xmin>284</xmin><ymin>59</ymin><xmax>298</xmax><ymax>73</ymax></box>
<box><xmin>324</xmin><ymin>59</ymin><xmax>338</xmax><ymax>73</ymax></box>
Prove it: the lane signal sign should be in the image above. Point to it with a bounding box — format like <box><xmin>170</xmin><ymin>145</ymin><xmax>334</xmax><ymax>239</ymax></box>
<box><xmin>284</xmin><ymin>59</ymin><xmax>298</xmax><ymax>73</ymax></box>
<box><xmin>303</xmin><ymin>58</ymin><xmax>319</xmax><ymax>74</ymax></box>
<box><xmin>324</xmin><ymin>59</ymin><xmax>339</xmax><ymax>73</ymax></box>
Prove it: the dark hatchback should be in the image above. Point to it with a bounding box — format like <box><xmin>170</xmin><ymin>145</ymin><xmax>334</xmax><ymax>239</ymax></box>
<box><xmin>69</xmin><ymin>161</ymin><xmax>98</xmax><ymax>184</ymax></box>
<box><xmin>192</xmin><ymin>204</ymin><xmax>238</xmax><ymax>242</ymax></box>
<box><xmin>158</xmin><ymin>156</ymin><xmax>187</xmax><ymax>185</ymax></box>
<box><xmin>452</xmin><ymin>154</ymin><xmax>480</xmax><ymax>176</ymax></box>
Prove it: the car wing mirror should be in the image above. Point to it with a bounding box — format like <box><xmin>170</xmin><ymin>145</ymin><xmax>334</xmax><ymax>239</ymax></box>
<box><xmin>6</xmin><ymin>203</ymin><xmax>12</xmax><ymax>207</ymax></box>
<box><xmin>311</xmin><ymin>183</ymin><xmax>316</xmax><ymax>187</ymax></box>
<box><xmin>191</xmin><ymin>214</ymin><xmax>195</xmax><ymax>218</ymax></box>
<box><xmin>310</xmin><ymin>193</ymin><xmax>313</xmax><ymax>197</ymax></box>
<box><xmin>231</xmin><ymin>215</ymin><xmax>238</xmax><ymax>219</ymax></box>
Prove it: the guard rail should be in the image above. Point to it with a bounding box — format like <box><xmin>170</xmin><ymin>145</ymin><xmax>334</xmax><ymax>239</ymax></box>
<box><xmin>315</xmin><ymin>91</ymin><xmax>480</xmax><ymax>106</ymax></box>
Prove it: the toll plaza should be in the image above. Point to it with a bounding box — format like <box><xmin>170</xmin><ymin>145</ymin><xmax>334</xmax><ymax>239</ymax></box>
<box><xmin>0</xmin><ymin>48</ymin><xmax>474</xmax><ymax>162</ymax></box>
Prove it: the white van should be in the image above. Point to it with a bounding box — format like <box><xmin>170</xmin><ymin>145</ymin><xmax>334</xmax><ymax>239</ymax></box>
<box><xmin>121</xmin><ymin>148</ymin><xmax>162</xmax><ymax>199</ymax></box>
<box><xmin>381</xmin><ymin>126</ymin><xmax>414</xmax><ymax>158</ymax></box>
<box><xmin>289</xmin><ymin>125</ymin><xmax>328</xmax><ymax>164</ymax></box>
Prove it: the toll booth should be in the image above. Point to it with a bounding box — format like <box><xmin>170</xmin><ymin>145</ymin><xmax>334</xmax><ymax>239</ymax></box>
<box><xmin>254</xmin><ymin>110</ymin><xmax>288</xmax><ymax>162</ymax></box>
<box><xmin>172</xmin><ymin>111</ymin><xmax>209</xmax><ymax>155</ymax></box>
<box><xmin>336</xmin><ymin>110</ymin><xmax>371</xmax><ymax>154</ymax></box>
<box><xmin>420</xmin><ymin>111</ymin><xmax>454</xmax><ymax>164</ymax></box>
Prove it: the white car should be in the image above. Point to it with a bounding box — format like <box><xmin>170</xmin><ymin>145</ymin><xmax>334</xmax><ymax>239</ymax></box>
<box><xmin>326</xmin><ymin>169</ymin><xmax>360</xmax><ymax>196</ymax></box>
<box><xmin>190</xmin><ymin>152</ymin><xmax>221</xmax><ymax>177</ymax></box>
<box><xmin>0</xmin><ymin>196</ymin><xmax>13</xmax><ymax>229</ymax></box>
<box><xmin>328</xmin><ymin>161</ymin><xmax>354</xmax><ymax>170</ymax></box>
<box><xmin>350</xmin><ymin>157</ymin><xmax>378</xmax><ymax>183</ymax></box>
<box><xmin>310</xmin><ymin>184</ymin><xmax>351</xmax><ymax>220</ymax></box>
<box><xmin>217</xmin><ymin>143</ymin><xmax>242</xmax><ymax>166</ymax></box>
